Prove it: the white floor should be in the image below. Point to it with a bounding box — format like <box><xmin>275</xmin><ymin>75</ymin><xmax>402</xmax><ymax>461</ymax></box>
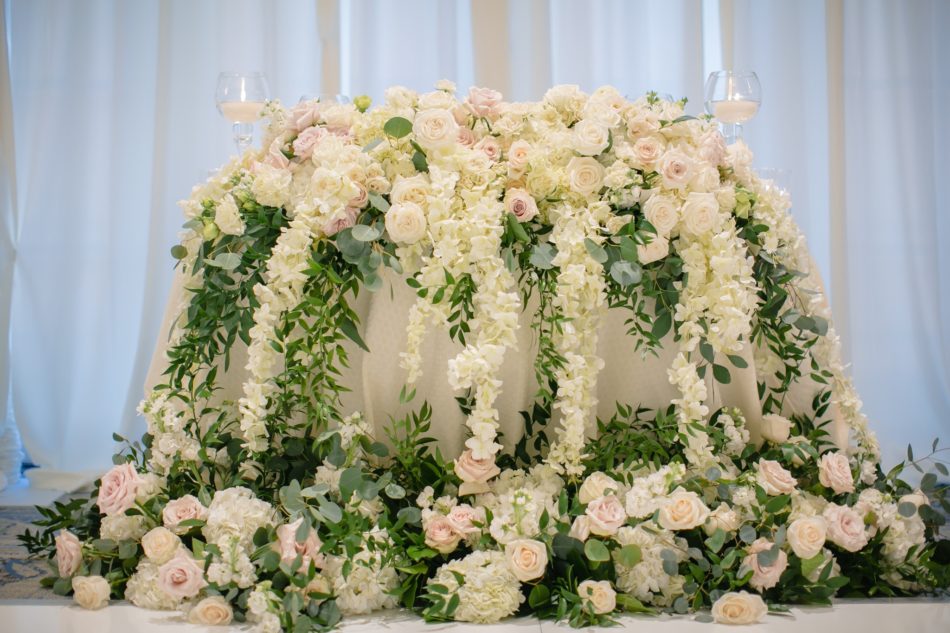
<box><xmin>0</xmin><ymin>600</ymin><xmax>948</xmax><ymax>633</ymax></box>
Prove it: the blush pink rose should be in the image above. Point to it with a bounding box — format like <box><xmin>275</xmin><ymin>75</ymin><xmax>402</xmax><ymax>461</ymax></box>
<box><xmin>454</xmin><ymin>449</ymin><xmax>501</xmax><ymax>496</ymax></box>
<box><xmin>823</xmin><ymin>503</ymin><xmax>869</xmax><ymax>552</ymax></box>
<box><xmin>263</xmin><ymin>138</ymin><xmax>290</xmax><ymax>169</ymax></box>
<box><xmin>97</xmin><ymin>463</ymin><xmax>143</xmax><ymax>516</ymax></box>
<box><xmin>585</xmin><ymin>495</ymin><xmax>627</xmax><ymax>536</ymax></box>
<box><xmin>446</xmin><ymin>503</ymin><xmax>484</xmax><ymax>536</ymax></box>
<box><xmin>292</xmin><ymin>126</ymin><xmax>327</xmax><ymax>160</ymax></box>
<box><xmin>349</xmin><ymin>182</ymin><xmax>370</xmax><ymax>209</ymax></box>
<box><xmin>756</xmin><ymin>459</ymin><xmax>797</xmax><ymax>496</ymax></box>
<box><xmin>322</xmin><ymin>207</ymin><xmax>358</xmax><ymax>237</ymax></box>
<box><xmin>276</xmin><ymin>517</ymin><xmax>325</xmax><ymax>569</ymax></box>
<box><xmin>742</xmin><ymin>538</ymin><xmax>788</xmax><ymax>591</ymax></box>
<box><xmin>457</xmin><ymin>127</ymin><xmax>477</xmax><ymax>148</ymax></box>
<box><xmin>504</xmin><ymin>188</ymin><xmax>538</xmax><ymax>223</ymax></box>
<box><xmin>157</xmin><ymin>551</ymin><xmax>208</xmax><ymax>600</ymax></box>
<box><xmin>569</xmin><ymin>515</ymin><xmax>591</xmax><ymax>542</ymax></box>
<box><xmin>466</xmin><ymin>86</ymin><xmax>503</xmax><ymax>118</ymax></box>
<box><xmin>424</xmin><ymin>515</ymin><xmax>462</xmax><ymax>554</ymax></box>
<box><xmin>55</xmin><ymin>530</ymin><xmax>82</xmax><ymax>577</ymax></box>
<box><xmin>162</xmin><ymin>495</ymin><xmax>209</xmax><ymax>534</ymax></box>
<box><xmin>818</xmin><ymin>452</ymin><xmax>855</xmax><ymax>495</ymax></box>
<box><xmin>290</xmin><ymin>101</ymin><xmax>321</xmax><ymax>132</ymax></box>
<box><xmin>475</xmin><ymin>136</ymin><xmax>502</xmax><ymax>162</ymax></box>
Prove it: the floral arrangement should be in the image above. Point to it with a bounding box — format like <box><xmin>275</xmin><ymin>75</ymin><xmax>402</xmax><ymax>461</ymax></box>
<box><xmin>21</xmin><ymin>82</ymin><xmax>949</xmax><ymax>631</ymax></box>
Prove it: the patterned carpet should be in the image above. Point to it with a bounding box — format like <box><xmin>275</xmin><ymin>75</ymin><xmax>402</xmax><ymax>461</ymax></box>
<box><xmin>0</xmin><ymin>505</ymin><xmax>56</xmax><ymax>599</ymax></box>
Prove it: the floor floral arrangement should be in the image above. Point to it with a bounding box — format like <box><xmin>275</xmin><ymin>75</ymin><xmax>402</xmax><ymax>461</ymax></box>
<box><xmin>21</xmin><ymin>82</ymin><xmax>949</xmax><ymax>631</ymax></box>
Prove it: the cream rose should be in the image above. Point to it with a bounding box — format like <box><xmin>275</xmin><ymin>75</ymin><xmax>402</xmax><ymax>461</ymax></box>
<box><xmin>760</xmin><ymin>413</ymin><xmax>793</xmax><ymax>443</ymax></box>
<box><xmin>162</xmin><ymin>495</ymin><xmax>209</xmax><ymax>534</ymax></box>
<box><xmin>637</xmin><ymin>235</ymin><xmax>669</xmax><ymax>265</ymax></box>
<box><xmin>711</xmin><ymin>591</ymin><xmax>767</xmax><ymax>625</ymax></box>
<box><xmin>658</xmin><ymin>487</ymin><xmax>711</xmax><ymax>530</ymax></box>
<box><xmin>142</xmin><ymin>527</ymin><xmax>181</xmax><ymax>565</ymax></box>
<box><xmin>55</xmin><ymin>530</ymin><xmax>82</xmax><ymax>577</ymax></box>
<box><xmin>188</xmin><ymin>595</ymin><xmax>233</xmax><ymax>625</ymax></box>
<box><xmin>818</xmin><ymin>452</ymin><xmax>855</xmax><ymax>494</ymax></box>
<box><xmin>424</xmin><ymin>515</ymin><xmax>462</xmax><ymax>554</ymax></box>
<box><xmin>787</xmin><ymin>516</ymin><xmax>827</xmax><ymax>559</ymax></box>
<box><xmin>822</xmin><ymin>503</ymin><xmax>869</xmax><ymax>552</ymax></box>
<box><xmin>642</xmin><ymin>193</ymin><xmax>679</xmax><ymax>236</ymax></box>
<box><xmin>573</xmin><ymin>119</ymin><xmax>610</xmax><ymax>156</ymax></box>
<box><xmin>742</xmin><ymin>538</ymin><xmax>788</xmax><ymax>591</ymax></box>
<box><xmin>566</xmin><ymin>156</ymin><xmax>605</xmax><ymax>197</ymax></box>
<box><xmin>756</xmin><ymin>459</ymin><xmax>797</xmax><ymax>496</ymax></box>
<box><xmin>157</xmin><ymin>551</ymin><xmax>208</xmax><ymax>600</ymax></box>
<box><xmin>72</xmin><ymin>575</ymin><xmax>110</xmax><ymax>610</ymax></box>
<box><xmin>658</xmin><ymin>148</ymin><xmax>693</xmax><ymax>189</ymax></box>
<box><xmin>475</xmin><ymin>136</ymin><xmax>502</xmax><ymax>162</ymax></box>
<box><xmin>507</xmin><ymin>139</ymin><xmax>531</xmax><ymax>173</ymax></box>
<box><xmin>454</xmin><ymin>449</ymin><xmax>501</xmax><ymax>496</ymax></box>
<box><xmin>680</xmin><ymin>191</ymin><xmax>721</xmax><ymax>236</ymax></box>
<box><xmin>703</xmin><ymin>503</ymin><xmax>742</xmax><ymax>536</ymax></box>
<box><xmin>505</xmin><ymin>539</ymin><xmax>548</xmax><ymax>582</ymax></box>
<box><xmin>276</xmin><ymin>517</ymin><xmax>325</xmax><ymax>568</ymax></box>
<box><xmin>578</xmin><ymin>472</ymin><xmax>621</xmax><ymax>505</ymax></box>
<box><xmin>577</xmin><ymin>580</ymin><xmax>617</xmax><ymax>614</ymax></box>
<box><xmin>412</xmin><ymin>108</ymin><xmax>459</xmax><ymax>150</ymax></box>
<box><xmin>504</xmin><ymin>188</ymin><xmax>539</xmax><ymax>223</ymax></box>
<box><xmin>96</xmin><ymin>463</ymin><xmax>143</xmax><ymax>516</ymax></box>
<box><xmin>569</xmin><ymin>516</ymin><xmax>591</xmax><ymax>542</ymax></box>
<box><xmin>585</xmin><ymin>495</ymin><xmax>627</xmax><ymax>536</ymax></box>
<box><xmin>384</xmin><ymin>202</ymin><xmax>427</xmax><ymax>244</ymax></box>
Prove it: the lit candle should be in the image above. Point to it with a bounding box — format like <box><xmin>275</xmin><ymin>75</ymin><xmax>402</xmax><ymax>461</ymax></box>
<box><xmin>220</xmin><ymin>101</ymin><xmax>264</xmax><ymax>123</ymax></box>
<box><xmin>712</xmin><ymin>100</ymin><xmax>759</xmax><ymax>124</ymax></box>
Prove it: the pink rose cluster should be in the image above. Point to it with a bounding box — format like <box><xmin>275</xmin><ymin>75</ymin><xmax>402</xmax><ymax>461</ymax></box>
<box><xmin>424</xmin><ymin>504</ymin><xmax>486</xmax><ymax>554</ymax></box>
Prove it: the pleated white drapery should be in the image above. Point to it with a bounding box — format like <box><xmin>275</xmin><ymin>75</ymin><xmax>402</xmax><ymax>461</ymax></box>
<box><xmin>0</xmin><ymin>0</ymin><xmax>947</xmax><ymax>488</ymax></box>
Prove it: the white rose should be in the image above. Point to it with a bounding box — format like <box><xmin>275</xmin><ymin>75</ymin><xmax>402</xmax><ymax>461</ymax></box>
<box><xmin>384</xmin><ymin>202</ymin><xmax>427</xmax><ymax>244</ymax></box>
<box><xmin>818</xmin><ymin>451</ymin><xmax>855</xmax><ymax>495</ymax></box>
<box><xmin>412</xmin><ymin>108</ymin><xmax>459</xmax><ymax>150</ymax></box>
<box><xmin>703</xmin><ymin>503</ymin><xmax>741</xmax><ymax>536</ymax></box>
<box><xmin>658</xmin><ymin>148</ymin><xmax>693</xmax><ymax>189</ymax></box>
<box><xmin>142</xmin><ymin>527</ymin><xmax>181</xmax><ymax>564</ymax></box>
<box><xmin>899</xmin><ymin>490</ymin><xmax>930</xmax><ymax>508</ymax></box>
<box><xmin>787</xmin><ymin>516</ymin><xmax>827</xmax><ymax>559</ymax></box>
<box><xmin>505</xmin><ymin>539</ymin><xmax>548</xmax><ymax>582</ymax></box>
<box><xmin>566</xmin><ymin>156</ymin><xmax>605</xmax><ymax>197</ymax></box>
<box><xmin>756</xmin><ymin>459</ymin><xmax>797</xmax><ymax>496</ymax></box>
<box><xmin>760</xmin><ymin>414</ymin><xmax>792</xmax><ymax>443</ymax></box>
<box><xmin>572</xmin><ymin>119</ymin><xmax>610</xmax><ymax>155</ymax></box>
<box><xmin>642</xmin><ymin>193</ymin><xmax>679</xmax><ymax>236</ymax></box>
<box><xmin>188</xmin><ymin>595</ymin><xmax>233</xmax><ymax>625</ymax></box>
<box><xmin>658</xmin><ymin>487</ymin><xmax>710</xmax><ymax>530</ymax></box>
<box><xmin>680</xmin><ymin>191</ymin><xmax>721</xmax><ymax>236</ymax></box>
<box><xmin>637</xmin><ymin>235</ymin><xmax>669</xmax><ymax>265</ymax></box>
<box><xmin>822</xmin><ymin>503</ymin><xmax>869</xmax><ymax>552</ymax></box>
<box><xmin>390</xmin><ymin>175</ymin><xmax>429</xmax><ymax>206</ymax></box>
<box><xmin>586</xmin><ymin>495</ymin><xmax>627</xmax><ymax>536</ymax></box>
<box><xmin>711</xmin><ymin>591</ymin><xmax>767</xmax><ymax>625</ymax></box>
<box><xmin>72</xmin><ymin>575</ymin><xmax>110</xmax><ymax>610</ymax></box>
<box><xmin>578</xmin><ymin>472</ymin><xmax>621</xmax><ymax>505</ymax></box>
<box><xmin>577</xmin><ymin>580</ymin><xmax>616</xmax><ymax>614</ymax></box>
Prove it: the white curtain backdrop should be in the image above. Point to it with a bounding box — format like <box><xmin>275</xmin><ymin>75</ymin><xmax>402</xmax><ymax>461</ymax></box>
<box><xmin>1</xmin><ymin>0</ymin><xmax>947</xmax><ymax>487</ymax></box>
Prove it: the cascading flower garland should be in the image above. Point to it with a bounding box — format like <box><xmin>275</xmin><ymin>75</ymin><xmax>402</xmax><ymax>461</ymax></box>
<box><xmin>22</xmin><ymin>83</ymin><xmax>948</xmax><ymax>633</ymax></box>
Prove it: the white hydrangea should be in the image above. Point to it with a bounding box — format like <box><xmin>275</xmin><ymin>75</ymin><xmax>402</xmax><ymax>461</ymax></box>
<box><xmin>202</xmin><ymin>487</ymin><xmax>277</xmax><ymax>550</ymax></box>
<box><xmin>613</xmin><ymin>525</ymin><xmax>687</xmax><ymax>607</ymax></box>
<box><xmin>100</xmin><ymin>515</ymin><xmax>147</xmax><ymax>542</ymax></box>
<box><xmin>323</xmin><ymin>544</ymin><xmax>399</xmax><ymax>615</ymax></box>
<box><xmin>428</xmin><ymin>550</ymin><xmax>524</xmax><ymax>623</ymax></box>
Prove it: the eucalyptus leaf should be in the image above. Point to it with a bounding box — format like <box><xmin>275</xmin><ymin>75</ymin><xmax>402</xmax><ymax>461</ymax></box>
<box><xmin>584</xmin><ymin>538</ymin><xmax>611</xmax><ymax>562</ymax></box>
<box><xmin>383</xmin><ymin>116</ymin><xmax>413</xmax><ymax>138</ymax></box>
<box><xmin>351</xmin><ymin>224</ymin><xmax>382</xmax><ymax>242</ymax></box>
<box><xmin>610</xmin><ymin>260</ymin><xmax>642</xmax><ymax>287</ymax></box>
